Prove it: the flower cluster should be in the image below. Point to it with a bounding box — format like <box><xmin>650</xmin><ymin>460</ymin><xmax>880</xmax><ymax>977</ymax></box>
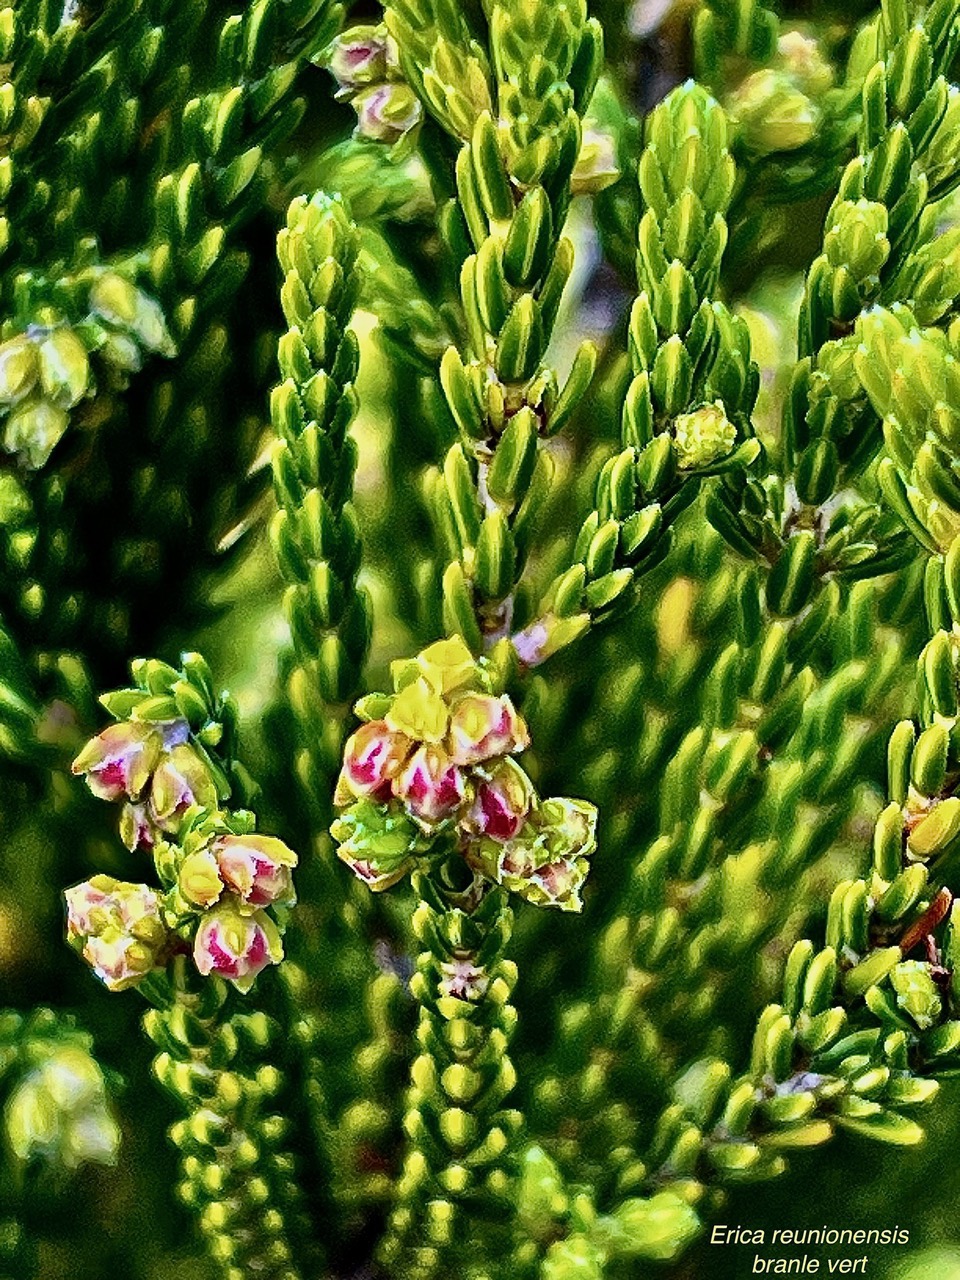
<box><xmin>0</xmin><ymin>270</ymin><xmax>174</xmax><ymax>469</ymax></box>
<box><xmin>6</xmin><ymin>1037</ymin><xmax>120</xmax><ymax>1170</ymax></box>
<box><xmin>331</xmin><ymin>636</ymin><xmax>598</xmax><ymax>910</ymax></box>
<box><xmin>65</xmin><ymin>656</ymin><xmax>298</xmax><ymax>994</ymax></box>
<box><xmin>324</xmin><ymin>24</ymin><xmax>422</xmax><ymax>148</ymax></box>
<box><xmin>65</xmin><ymin>875</ymin><xmax>167</xmax><ymax>992</ymax></box>
<box><xmin>72</xmin><ymin>718</ymin><xmax>218</xmax><ymax>852</ymax></box>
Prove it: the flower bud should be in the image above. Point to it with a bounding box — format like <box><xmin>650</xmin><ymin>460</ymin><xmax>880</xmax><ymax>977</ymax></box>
<box><xmin>462</xmin><ymin>757</ymin><xmax>534</xmax><ymax>842</ymax></box>
<box><xmin>193</xmin><ymin>902</ymin><xmax>283</xmax><ymax>992</ymax></box>
<box><xmin>64</xmin><ymin>876</ymin><xmax>167</xmax><ymax>991</ymax></box>
<box><xmin>500</xmin><ymin>843</ymin><xmax>590</xmax><ymax>912</ymax></box>
<box><xmin>331</xmin><ymin>798</ymin><xmax>420</xmax><ymax>891</ymax></box>
<box><xmin>37</xmin><ymin>328</ymin><xmax>90</xmax><ymax>409</ymax></box>
<box><xmin>777</xmin><ymin>31</ymin><xmax>833</xmax><ymax>96</ymax></box>
<box><xmin>394</xmin><ymin>745</ymin><xmax>467</xmax><ymax>827</ymax></box>
<box><xmin>385</xmin><ymin>676</ymin><xmax>450</xmax><ymax>743</ymax></box>
<box><xmin>469</xmin><ymin>795</ymin><xmax>596</xmax><ymax>911</ymax></box>
<box><xmin>353</xmin><ymin>82</ymin><xmax>422</xmax><ymax>145</ymax></box>
<box><xmin>672</xmin><ymin>401</ymin><xmax>737</xmax><ymax>469</ymax></box>
<box><xmin>213</xmin><ymin>834</ymin><xmax>297</xmax><ymax>907</ymax></box>
<box><xmin>119</xmin><ymin>801</ymin><xmax>160</xmax><ymax>852</ymax></box>
<box><xmin>327</xmin><ymin>24</ymin><xmax>389</xmax><ymax>91</ymax></box>
<box><xmin>411</xmin><ymin>634</ymin><xmax>479</xmax><ymax>696</ymax></box>
<box><xmin>72</xmin><ymin>721</ymin><xmax>163</xmax><ymax>801</ymax></box>
<box><xmin>728</xmin><ymin>68</ymin><xmax>818</xmax><ymax>154</ymax></box>
<box><xmin>100</xmin><ymin>331</ymin><xmax>143</xmax><ymax>374</ymax></box>
<box><xmin>0</xmin><ymin>334</ymin><xmax>38</xmax><ymax>404</ymax></box>
<box><xmin>149</xmin><ymin>743</ymin><xmax>218</xmax><ymax>833</ymax></box>
<box><xmin>3</xmin><ymin>396</ymin><xmax>69</xmax><ymax>468</ymax></box>
<box><xmin>512</xmin><ymin>613</ymin><xmax>591</xmax><ymax>668</ymax></box>
<box><xmin>537</xmin><ymin>796</ymin><xmax>599</xmax><ymax>861</ymax></box>
<box><xmin>438</xmin><ymin>956</ymin><xmax>490</xmax><ymax>1002</ymax></box>
<box><xmin>447</xmin><ymin>692</ymin><xmax>529</xmax><ymax>765</ymax></box>
<box><xmin>178</xmin><ymin>848</ymin><xmax>225</xmax><ymax>908</ymax></box>
<box><xmin>890</xmin><ymin>959</ymin><xmax>942</xmax><ymax>1030</ymax></box>
<box><xmin>335</xmin><ymin>719</ymin><xmax>413</xmax><ymax>805</ymax></box>
<box><xmin>571</xmin><ymin>127</ymin><xmax>621</xmax><ymax>195</ymax></box>
<box><xmin>89</xmin><ymin>272</ymin><xmax>175</xmax><ymax>355</ymax></box>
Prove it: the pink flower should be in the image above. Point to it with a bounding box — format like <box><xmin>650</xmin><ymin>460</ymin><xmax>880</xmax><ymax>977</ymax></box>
<box><xmin>327</xmin><ymin>25</ymin><xmax>388</xmax><ymax>91</ymax></box>
<box><xmin>461</xmin><ymin>758</ymin><xmax>534</xmax><ymax>842</ymax></box>
<box><xmin>71</xmin><ymin>721</ymin><xmax>163</xmax><ymax>801</ymax></box>
<box><xmin>335</xmin><ymin>720</ymin><xmax>412</xmax><ymax>805</ymax></box>
<box><xmin>193</xmin><ymin>903</ymin><xmax>283</xmax><ymax>993</ymax></box>
<box><xmin>82</xmin><ymin>933</ymin><xmax>158</xmax><ymax>992</ymax></box>
<box><xmin>439</xmin><ymin>957</ymin><xmax>489</xmax><ymax>1002</ymax></box>
<box><xmin>213</xmin><ymin>834</ymin><xmax>297</xmax><ymax>907</ymax></box>
<box><xmin>119</xmin><ymin>802</ymin><xmax>158</xmax><ymax>852</ymax></box>
<box><xmin>446</xmin><ymin>693</ymin><xmax>529</xmax><ymax>766</ymax></box>
<box><xmin>342</xmin><ymin>855</ymin><xmax>410</xmax><ymax>891</ymax></box>
<box><xmin>394</xmin><ymin>745</ymin><xmax>466</xmax><ymax>826</ymax></box>
<box><xmin>64</xmin><ymin>879</ymin><xmax>113</xmax><ymax>941</ymax></box>
<box><xmin>353</xmin><ymin>83</ymin><xmax>422</xmax><ymax>144</ymax></box>
<box><xmin>496</xmin><ymin>798</ymin><xmax>598</xmax><ymax>912</ymax></box>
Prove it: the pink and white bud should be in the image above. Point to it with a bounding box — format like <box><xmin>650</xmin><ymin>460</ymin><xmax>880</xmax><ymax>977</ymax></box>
<box><xmin>439</xmin><ymin>956</ymin><xmax>490</xmax><ymax>1002</ymax></box>
<box><xmin>496</xmin><ymin>797</ymin><xmax>597</xmax><ymax>912</ymax></box>
<box><xmin>538</xmin><ymin>797</ymin><xmax>598</xmax><ymax>861</ymax></box>
<box><xmin>82</xmin><ymin>932</ymin><xmax>159</xmax><ymax>992</ymax></box>
<box><xmin>327</xmin><ymin>24</ymin><xmax>389</xmax><ymax>91</ymax></box>
<box><xmin>353</xmin><ymin>82</ymin><xmax>422</xmax><ymax>145</ymax></box>
<box><xmin>150</xmin><ymin>743</ymin><xmax>218</xmax><ymax>833</ymax></box>
<box><xmin>505</xmin><ymin>854</ymin><xmax>588</xmax><ymax>913</ymax></box>
<box><xmin>462</xmin><ymin>757</ymin><xmax>534</xmax><ymax>843</ymax></box>
<box><xmin>394</xmin><ymin>745</ymin><xmax>466</xmax><ymax>827</ymax></box>
<box><xmin>65</xmin><ymin>875</ymin><xmax>163</xmax><ymax>940</ymax></box>
<box><xmin>335</xmin><ymin>719</ymin><xmax>412</xmax><ymax>806</ymax></box>
<box><xmin>71</xmin><ymin>721</ymin><xmax>162</xmax><ymax>801</ymax></box>
<box><xmin>65</xmin><ymin>878</ymin><xmax>115</xmax><ymax>941</ymax></box>
<box><xmin>339</xmin><ymin>854</ymin><xmax>411</xmax><ymax>892</ymax></box>
<box><xmin>193</xmin><ymin>903</ymin><xmax>283</xmax><ymax>993</ymax></box>
<box><xmin>119</xmin><ymin>802</ymin><xmax>159</xmax><ymax>852</ymax></box>
<box><xmin>213</xmin><ymin>834</ymin><xmax>297</xmax><ymax>908</ymax></box>
<box><xmin>446</xmin><ymin>693</ymin><xmax>529</xmax><ymax>766</ymax></box>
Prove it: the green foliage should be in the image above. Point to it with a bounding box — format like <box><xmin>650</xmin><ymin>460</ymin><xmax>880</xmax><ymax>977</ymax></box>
<box><xmin>5</xmin><ymin>0</ymin><xmax>960</xmax><ymax>1277</ymax></box>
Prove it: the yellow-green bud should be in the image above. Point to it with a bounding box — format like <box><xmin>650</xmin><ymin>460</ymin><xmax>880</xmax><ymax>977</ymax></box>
<box><xmin>777</xmin><ymin>31</ymin><xmax>834</xmax><ymax>96</ymax></box>
<box><xmin>729</xmin><ymin>69</ymin><xmax>818</xmax><ymax>154</ymax></box>
<box><xmin>179</xmin><ymin>848</ymin><xmax>225</xmax><ymax>908</ymax></box>
<box><xmin>37</xmin><ymin>328</ymin><xmax>90</xmax><ymax>409</ymax></box>
<box><xmin>672</xmin><ymin>400</ymin><xmax>737</xmax><ymax>468</ymax></box>
<box><xmin>3</xmin><ymin>397</ymin><xmax>70</xmax><ymax>468</ymax></box>
<box><xmin>0</xmin><ymin>335</ymin><xmax>39</xmax><ymax>404</ymax></box>
<box><xmin>890</xmin><ymin>960</ymin><xmax>943</xmax><ymax>1030</ymax></box>
<box><xmin>90</xmin><ymin>272</ymin><xmax>175</xmax><ymax>355</ymax></box>
<box><xmin>571</xmin><ymin>127</ymin><xmax>621</xmax><ymax>196</ymax></box>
